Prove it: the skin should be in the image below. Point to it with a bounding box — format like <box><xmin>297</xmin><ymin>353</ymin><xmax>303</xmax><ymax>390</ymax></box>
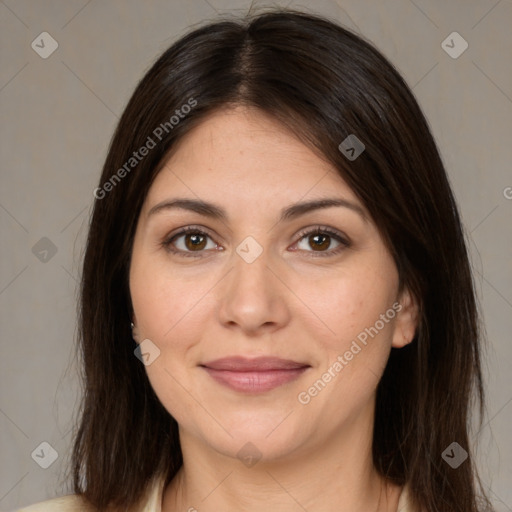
<box><xmin>129</xmin><ymin>106</ymin><xmax>418</xmax><ymax>512</ymax></box>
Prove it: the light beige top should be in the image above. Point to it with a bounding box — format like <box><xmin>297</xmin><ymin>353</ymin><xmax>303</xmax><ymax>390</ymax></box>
<box><xmin>16</xmin><ymin>475</ymin><xmax>416</xmax><ymax>511</ymax></box>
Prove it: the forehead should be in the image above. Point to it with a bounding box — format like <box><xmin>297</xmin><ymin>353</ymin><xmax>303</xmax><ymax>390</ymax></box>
<box><xmin>144</xmin><ymin>106</ymin><xmax>360</xmax><ymax>210</ymax></box>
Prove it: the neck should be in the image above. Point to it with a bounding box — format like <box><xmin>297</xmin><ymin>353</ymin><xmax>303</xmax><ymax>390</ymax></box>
<box><xmin>162</xmin><ymin>402</ymin><xmax>401</xmax><ymax>512</ymax></box>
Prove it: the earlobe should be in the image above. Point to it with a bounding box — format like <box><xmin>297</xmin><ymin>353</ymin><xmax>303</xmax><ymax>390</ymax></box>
<box><xmin>392</xmin><ymin>288</ymin><xmax>419</xmax><ymax>348</ymax></box>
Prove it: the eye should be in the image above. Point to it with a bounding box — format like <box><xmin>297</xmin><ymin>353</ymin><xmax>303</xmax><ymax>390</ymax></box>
<box><xmin>292</xmin><ymin>226</ymin><xmax>350</xmax><ymax>257</ymax></box>
<box><xmin>162</xmin><ymin>225</ymin><xmax>350</xmax><ymax>258</ymax></box>
<box><xmin>162</xmin><ymin>226</ymin><xmax>220</xmax><ymax>258</ymax></box>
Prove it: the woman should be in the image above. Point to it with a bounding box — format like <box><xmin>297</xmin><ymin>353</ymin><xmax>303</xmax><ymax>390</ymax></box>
<box><xmin>19</xmin><ymin>8</ymin><xmax>493</xmax><ymax>512</ymax></box>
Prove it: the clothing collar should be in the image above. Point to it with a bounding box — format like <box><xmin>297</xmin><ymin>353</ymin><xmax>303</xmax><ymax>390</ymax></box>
<box><xmin>144</xmin><ymin>473</ymin><xmax>414</xmax><ymax>512</ymax></box>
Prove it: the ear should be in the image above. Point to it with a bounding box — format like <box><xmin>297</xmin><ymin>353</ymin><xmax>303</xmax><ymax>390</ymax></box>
<box><xmin>131</xmin><ymin>315</ymin><xmax>142</xmax><ymax>344</ymax></box>
<box><xmin>391</xmin><ymin>287</ymin><xmax>419</xmax><ymax>349</ymax></box>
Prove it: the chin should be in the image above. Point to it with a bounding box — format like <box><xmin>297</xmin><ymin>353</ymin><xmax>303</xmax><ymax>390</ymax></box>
<box><xmin>192</xmin><ymin>414</ymin><xmax>310</xmax><ymax>465</ymax></box>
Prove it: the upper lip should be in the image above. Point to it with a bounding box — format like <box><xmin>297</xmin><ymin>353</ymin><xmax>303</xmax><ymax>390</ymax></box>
<box><xmin>200</xmin><ymin>356</ymin><xmax>310</xmax><ymax>371</ymax></box>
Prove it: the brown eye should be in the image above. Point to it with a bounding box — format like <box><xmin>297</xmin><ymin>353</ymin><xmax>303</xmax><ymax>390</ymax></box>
<box><xmin>294</xmin><ymin>227</ymin><xmax>350</xmax><ymax>257</ymax></box>
<box><xmin>163</xmin><ymin>227</ymin><xmax>218</xmax><ymax>257</ymax></box>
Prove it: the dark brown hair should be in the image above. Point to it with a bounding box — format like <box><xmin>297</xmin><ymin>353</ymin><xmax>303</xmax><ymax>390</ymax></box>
<box><xmin>72</xmin><ymin>8</ymin><xmax>493</xmax><ymax>511</ymax></box>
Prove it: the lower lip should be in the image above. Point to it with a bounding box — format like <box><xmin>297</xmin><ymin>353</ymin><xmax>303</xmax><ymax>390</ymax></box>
<box><xmin>201</xmin><ymin>367</ymin><xmax>309</xmax><ymax>393</ymax></box>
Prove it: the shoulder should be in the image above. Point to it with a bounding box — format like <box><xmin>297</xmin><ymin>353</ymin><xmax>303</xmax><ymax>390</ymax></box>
<box><xmin>16</xmin><ymin>494</ymin><xmax>97</xmax><ymax>512</ymax></box>
<box><xmin>16</xmin><ymin>473</ymin><xmax>166</xmax><ymax>512</ymax></box>
<box><xmin>397</xmin><ymin>483</ymin><xmax>423</xmax><ymax>512</ymax></box>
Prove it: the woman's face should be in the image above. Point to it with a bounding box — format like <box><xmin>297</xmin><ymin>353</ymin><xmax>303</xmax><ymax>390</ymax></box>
<box><xmin>129</xmin><ymin>106</ymin><xmax>416</xmax><ymax>463</ymax></box>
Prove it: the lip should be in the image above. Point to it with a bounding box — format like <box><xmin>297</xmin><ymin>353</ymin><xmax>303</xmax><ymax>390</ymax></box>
<box><xmin>201</xmin><ymin>356</ymin><xmax>309</xmax><ymax>371</ymax></box>
<box><xmin>200</xmin><ymin>356</ymin><xmax>310</xmax><ymax>393</ymax></box>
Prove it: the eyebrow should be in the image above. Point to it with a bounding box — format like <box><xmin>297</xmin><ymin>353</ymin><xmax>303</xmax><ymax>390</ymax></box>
<box><xmin>147</xmin><ymin>197</ymin><xmax>367</xmax><ymax>223</ymax></box>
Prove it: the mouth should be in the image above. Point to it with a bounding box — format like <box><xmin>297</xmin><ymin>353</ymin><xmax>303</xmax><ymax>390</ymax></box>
<box><xmin>199</xmin><ymin>356</ymin><xmax>311</xmax><ymax>393</ymax></box>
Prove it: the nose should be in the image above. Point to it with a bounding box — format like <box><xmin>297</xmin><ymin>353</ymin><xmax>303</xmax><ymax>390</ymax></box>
<box><xmin>216</xmin><ymin>244</ymin><xmax>291</xmax><ymax>336</ymax></box>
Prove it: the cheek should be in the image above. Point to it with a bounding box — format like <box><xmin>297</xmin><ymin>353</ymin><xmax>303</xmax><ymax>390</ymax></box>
<box><xmin>130</xmin><ymin>254</ymin><xmax>212</xmax><ymax>343</ymax></box>
<box><xmin>296</xmin><ymin>263</ymin><xmax>399</xmax><ymax>407</ymax></box>
<box><xmin>300</xmin><ymin>263</ymin><xmax>398</xmax><ymax>348</ymax></box>
<box><xmin>130</xmin><ymin>262</ymin><xmax>216</xmax><ymax>426</ymax></box>
<box><xmin>295</xmin><ymin>283</ymin><xmax>397</xmax><ymax>415</ymax></box>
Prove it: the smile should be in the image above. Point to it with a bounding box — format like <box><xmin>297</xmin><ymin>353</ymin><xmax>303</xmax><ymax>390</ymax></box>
<box><xmin>201</xmin><ymin>367</ymin><xmax>309</xmax><ymax>393</ymax></box>
<box><xmin>200</xmin><ymin>356</ymin><xmax>310</xmax><ymax>393</ymax></box>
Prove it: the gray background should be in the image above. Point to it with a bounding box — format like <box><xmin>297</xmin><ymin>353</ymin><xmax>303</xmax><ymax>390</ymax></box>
<box><xmin>0</xmin><ymin>0</ymin><xmax>511</xmax><ymax>510</ymax></box>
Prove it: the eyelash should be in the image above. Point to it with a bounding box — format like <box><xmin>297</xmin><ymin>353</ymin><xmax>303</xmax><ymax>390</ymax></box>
<box><xmin>162</xmin><ymin>225</ymin><xmax>350</xmax><ymax>259</ymax></box>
